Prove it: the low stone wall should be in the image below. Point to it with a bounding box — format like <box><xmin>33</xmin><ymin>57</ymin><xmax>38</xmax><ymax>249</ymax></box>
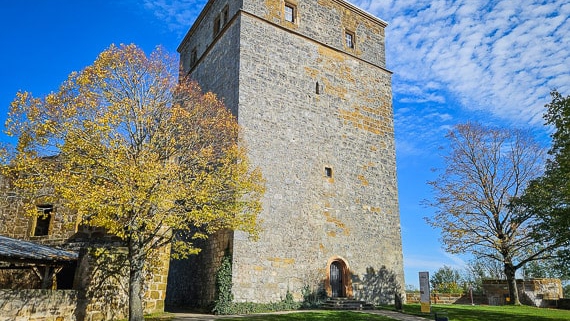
<box><xmin>482</xmin><ymin>278</ymin><xmax>563</xmax><ymax>307</ymax></box>
<box><xmin>0</xmin><ymin>289</ymin><xmax>76</xmax><ymax>321</ymax></box>
<box><xmin>1</xmin><ymin>252</ymin><xmax>168</xmax><ymax>321</ymax></box>
<box><xmin>74</xmin><ymin>246</ymin><xmax>169</xmax><ymax>321</ymax></box>
<box><xmin>406</xmin><ymin>292</ymin><xmax>487</xmax><ymax>305</ymax></box>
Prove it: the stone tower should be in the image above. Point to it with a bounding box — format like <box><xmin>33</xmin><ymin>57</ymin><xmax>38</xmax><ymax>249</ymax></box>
<box><xmin>166</xmin><ymin>0</ymin><xmax>405</xmax><ymax>307</ymax></box>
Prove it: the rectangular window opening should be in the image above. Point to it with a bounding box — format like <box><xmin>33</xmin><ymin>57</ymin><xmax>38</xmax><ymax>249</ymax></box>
<box><xmin>213</xmin><ymin>15</ymin><xmax>221</xmax><ymax>36</ymax></box>
<box><xmin>34</xmin><ymin>205</ymin><xmax>53</xmax><ymax>236</ymax></box>
<box><xmin>345</xmin><ymin>30</ymin><xmax>355</xmax><ymax>49</ymax></box>
<box><xmin>190</xmin><ymin>48</ymin><xmax>197</xmax><ymax>66</ymax></box>
<box><xmin>325</xmin><ymin>167</ymin><xmax>333</xmax><ymax>178</ymax></box>
<box><xmin>285</xmin><ymin>4</ymin><xmax>296</xmax><ymax>23</ymax></box>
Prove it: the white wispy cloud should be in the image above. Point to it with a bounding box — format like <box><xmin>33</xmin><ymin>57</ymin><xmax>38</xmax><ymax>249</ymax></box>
<box><xmin>142</xmin><ymin>0</ymin><xmax>204</xmax><ymax>36</ymax></box>
<box><xmin>353</xmin><ymin>0</ymin><xmax>569</xmax><ymax>126</ymax></box>
<box><xmin>144</xmin><ymin>0</ymin><xmax>569</xmax><ymax>124</ymax></box>
<box><xmin>348</xmin><ymin>0</ymin><xmax>569</xmax><ymax>160</ymax></box>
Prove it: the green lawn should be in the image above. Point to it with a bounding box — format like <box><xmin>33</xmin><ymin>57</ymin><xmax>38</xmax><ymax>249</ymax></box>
<box><xmin>146</xmin><ymin>311</ymin><xmax>395</xmax><ymax>320</ymax></box>
<box><xmin>393</xmin><ymin>304</ymin><xmax>570</xmax><ymax>321</ymax></box>
<box><xmin>148</xmin><ymin>305</ymin><xmax>570</xmax><ymax>321</ymax></box>
<box><xmin>223</xmin><ymin>311</ymin><xmax>395</xmax><ymax>320</ymax></box>
<box><xmin>195</xmin><ymin>305</ymin><xmax>570</xmax><ymax>321</ymax></box>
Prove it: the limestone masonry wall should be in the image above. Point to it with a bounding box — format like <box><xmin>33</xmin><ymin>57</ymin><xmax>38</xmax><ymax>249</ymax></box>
<box><xmin>483</xmin><ymin>279</ymin><xmax>563</xmax><ymax>307</ymax></box>
<box><xmin>0</xmin><ymin>178</ymin><xmax>170</xmax><ymax>318</ymax></box>
<box><xmin>0</xmin><ymin>177</ymin><xmax>78</xmax><ymax>241</ymax></box>
<box><xmin>0</xmin><ymin>290</ymin><xmax>76</xmax><ymax>321</ymax></box>
<box><xmin>243</xmin><ymin>0</ymin><xmax>387</xmax><ymax>68</ymax></box>
<box><xmin>232</xmin><ymin>6</ymin><xmax>401</xmax><ymax>303</ymax></box>
<box><xmin>406</xmin><ymin>292</ymin><xmax>488</xmax><ymax>305</ymax></box>
<box><xmin>166</xmin><ymin>230</ymin><xmax>233</xmax><ymax>308</ymax></box>
<box><xmin>175</xmin><ymin>0</ymin><xmax>404</xmax><ymax>307</ymax></box>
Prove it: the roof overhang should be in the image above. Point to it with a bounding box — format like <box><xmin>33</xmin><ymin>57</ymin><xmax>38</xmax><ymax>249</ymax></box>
<box><xmin>0</xmin><ymin>235</ymin><xmax>78</xmax><ymax>266</ymax></box>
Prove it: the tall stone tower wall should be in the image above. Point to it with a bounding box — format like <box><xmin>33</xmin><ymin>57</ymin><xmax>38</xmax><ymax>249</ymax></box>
<box><xmin>175</xmin><ymin>0</ymin><xmax>405</xmax><ymax>306</ymax></box>
<box><xmin>178</xmin><ymin>0</ymin><xmax>242</xmax><ymax>115</ymax></box>
<box><xmin>242</xmin><ymin>0</ymin><xmax>386</xmax><ymax>67</ymax></box>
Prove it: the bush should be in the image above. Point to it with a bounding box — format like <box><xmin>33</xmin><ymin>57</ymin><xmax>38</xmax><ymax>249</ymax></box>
<box><xmin>213</xmin><ymin>290</ymin><xmax>302</xmax><ymax>315</ymax></box>
<box><xmin>212</xmin><ymin>252</ymin><xmax>234</xmax><ymax>315</ymax></box>
<box><xmin>301</xmin><ymin>284</ymin><xmax>327</xmax><ymax>308</ymax></box>
<box><xmin>227</xmin><ymin>292</ymin><xmax>301</xmax><ymax>314</ymax></box>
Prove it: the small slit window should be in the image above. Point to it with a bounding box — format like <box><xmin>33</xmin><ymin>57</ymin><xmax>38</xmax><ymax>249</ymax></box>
<box><xmin>285</xmin><ymin>3</ymin><xmax>296</xmax><ymax>23</ymax></box>
<box><xmin>34</xmin><ymin>205</ymin><xmax>53</xmax><ymax>236</ymax></box>
<box><xmin>325</xmin><ymin>167</ymin><xmax>333</xmax><ymax>178</ymax></box>
<box><xmin>316</xmin><ymin>82</ymin><xmax>321</xmax><ymax>94</ymax></box>
<box><xmin>190</xmin><ymin>48</ymin><xmax>197</xmax><ymax>66</ymax></box>
<box><xmin>345</xmin><ymin>30</ymin><xmax>355</xmax><ymax>49</ymax></box>
<box><xmin>213</xmin><ymin>15</ymin><xmax>221</xmax><ymax>36</ymax></box>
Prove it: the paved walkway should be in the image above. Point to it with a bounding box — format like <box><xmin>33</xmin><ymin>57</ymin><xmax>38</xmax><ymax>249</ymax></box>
<box><xmin>171</xmin><ymin>309</ymin><xmax>431</xmax><ymax>321</ymax></box>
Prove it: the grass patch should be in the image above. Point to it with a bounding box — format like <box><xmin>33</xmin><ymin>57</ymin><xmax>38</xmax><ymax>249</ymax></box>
<box><xmin>154</xmin><ymin>305</ymin><xmax>570</xmax><ymax>320</ymax></box>
<box><xmin>388</xmin><ymin>304</ymin><xmax>570</xmax><ymax>321</ymax></box>
<box><xmin>224</xmin><ymin>311</ymin><xmax>395</xmax><ymax>320</ymax></box>
<box><xmin>143</xmin><ymin>312</ymin><xmax>175</xmax><ymax>320</ymax></box>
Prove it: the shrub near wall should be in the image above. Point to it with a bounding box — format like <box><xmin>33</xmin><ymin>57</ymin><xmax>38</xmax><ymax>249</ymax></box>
<box><xmin>0</xmin><ymin>289</ymin><xmax>76</xmax><ymax>321</ymax></box>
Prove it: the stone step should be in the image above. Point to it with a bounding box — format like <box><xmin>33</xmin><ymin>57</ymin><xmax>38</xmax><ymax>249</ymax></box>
<box><xmin>320</xmin><ymin>298</ymin><xmax>375</xmax><ymax>310</ymax></box>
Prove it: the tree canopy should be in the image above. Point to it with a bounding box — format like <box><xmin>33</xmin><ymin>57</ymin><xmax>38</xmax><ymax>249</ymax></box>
<box><xmin>425</xmin><ymin>122</ymin><xmax>556</xmax><ymax>305</ymax></box>
<box><xmin>3</xmin><ymin>44</ymin><xmax>264</xmax><ymax>321</ymax></box>
<box><xmin>430</xmin><ymin>265</ymin><xmax>463</xmax><ymax>294</ymax></box>
<box><xmin>516</xmin><ymin>90</ymin><xmax>570</xmax><ymax>277</ymax></box>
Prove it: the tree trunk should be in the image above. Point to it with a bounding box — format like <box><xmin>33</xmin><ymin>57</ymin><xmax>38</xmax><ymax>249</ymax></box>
<box><xmin>504</xmin><ymin>263</ymin><xmax>521</xmax><ymax>305</ymax></box>
<box><xmin>128</xmin><ymin>236</ymin><xmax>145</xmax><ymax>321</ymax></box>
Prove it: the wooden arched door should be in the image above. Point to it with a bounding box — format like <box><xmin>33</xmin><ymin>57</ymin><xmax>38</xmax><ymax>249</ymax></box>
<box><xmin>330</xmin><ymin>261</ymin><xmax>345</xmax><ymax>297</ymax></box>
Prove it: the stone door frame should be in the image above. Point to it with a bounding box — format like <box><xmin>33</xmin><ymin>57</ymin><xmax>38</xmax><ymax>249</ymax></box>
<box><xmin>325</xmin><ymin>256</ymin><xmax>353</xmax><ymax>298</ymax></box>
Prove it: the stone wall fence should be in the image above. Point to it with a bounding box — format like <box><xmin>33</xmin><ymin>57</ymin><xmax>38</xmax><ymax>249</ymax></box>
<box><xmin>0</xmin><ymin>289</ymin><xmax>76</xmax><ymax>321</ymax></box>
<box><xmin>406</xmin><ymin>292</ymin><xmax>487</xmax><ymax>305</ymax></box>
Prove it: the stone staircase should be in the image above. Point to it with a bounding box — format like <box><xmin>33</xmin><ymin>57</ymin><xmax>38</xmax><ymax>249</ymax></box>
<box><xmin>320</xmin><ymin>297</ymin><xmax>375</xmax><ymax>310</ymax></box>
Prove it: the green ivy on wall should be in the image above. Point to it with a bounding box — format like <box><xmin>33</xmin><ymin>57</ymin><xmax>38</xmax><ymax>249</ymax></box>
<box><xmin>212</xmin><ymin>251</ymin><xmax>234</xmax><ymax>315</ymax></box>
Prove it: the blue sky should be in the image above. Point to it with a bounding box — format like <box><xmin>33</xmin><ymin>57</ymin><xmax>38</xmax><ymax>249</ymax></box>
<box><xmin>1</xmin><ymin>0</ymin><xmax>568</xmax><ymax>289</ymax></box>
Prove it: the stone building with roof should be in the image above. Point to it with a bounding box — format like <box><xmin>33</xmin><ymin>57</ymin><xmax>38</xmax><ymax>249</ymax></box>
<box><xmin>166</xmin><ymin>0</ymin><xmax>405</xmax><ymax>308</ymax></box>
<box><xmin>0</xmin><ymin>176</ymin><xmax>170</xmax><ymax>320</ymax></box>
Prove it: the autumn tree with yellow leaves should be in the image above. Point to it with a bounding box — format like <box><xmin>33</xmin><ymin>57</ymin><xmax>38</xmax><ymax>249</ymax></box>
<box><xmin>3</xmin><ymin>44</ymin><xmax>264</xmax><ymax>321</ymax></box>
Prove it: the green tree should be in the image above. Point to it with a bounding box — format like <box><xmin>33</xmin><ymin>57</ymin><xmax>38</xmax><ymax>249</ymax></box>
<box><xmin>426</xmin><ymin>122</ymin><xmax>559</xmax><ymax>305</ymax></box>
<box><xmin>3</xmin><ymin>44</ymin><xmax>264</xmax><ymax>321</ymax></box>
<box><xmin>431</xmin><ymin>265</ymin><xmax>463</xmax><ymax>294</ymax></box>
<box><xmin>523</xmin><ymin>259</ymin><xmax>563</xmax><ymax>279</ymax></box>
<box><xmin>516</xmin><ymin>90</ymin><xmax>570</xmax><ymax>278</ymax></box>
